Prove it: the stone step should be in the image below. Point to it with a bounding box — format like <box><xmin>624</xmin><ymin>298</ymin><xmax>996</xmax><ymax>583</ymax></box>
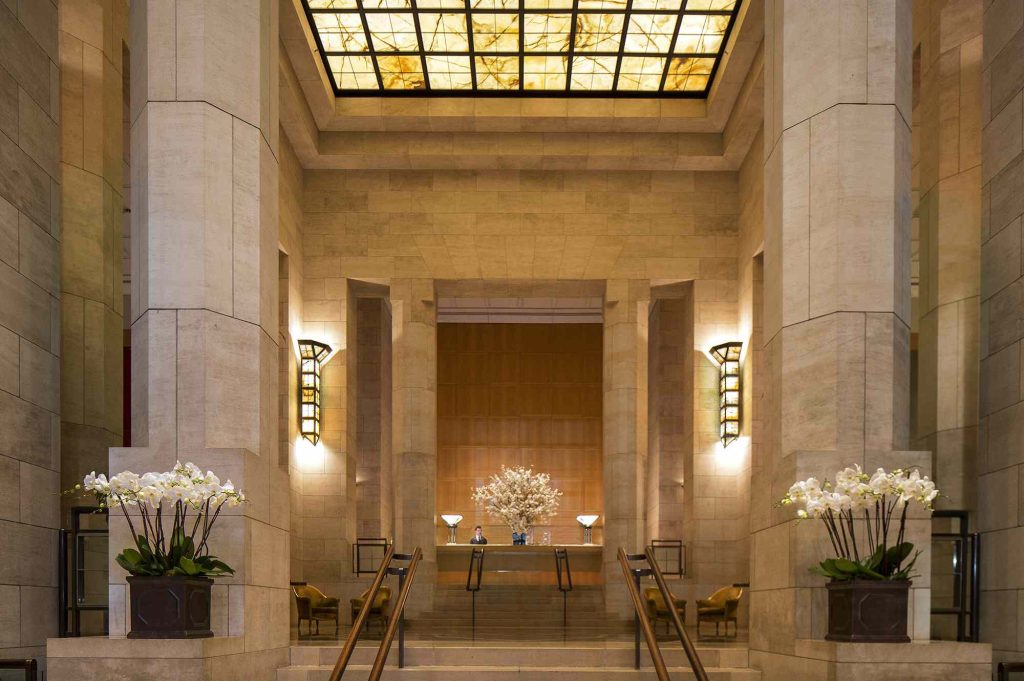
<box><xmin>287</xmin><ymin>644</ymin><xmax>750</xmax><ymax>669</ymax></box>
<box><xmin>277</xmin><ymin>665</ymin><xmax>761</xmax><ymax>681</ymax></box>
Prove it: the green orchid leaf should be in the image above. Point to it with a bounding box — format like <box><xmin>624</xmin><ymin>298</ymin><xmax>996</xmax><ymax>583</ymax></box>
<box><xmin>178</xmin><ymin>557</ymin><xmax>200</xmax><ymax>576</ymax></box>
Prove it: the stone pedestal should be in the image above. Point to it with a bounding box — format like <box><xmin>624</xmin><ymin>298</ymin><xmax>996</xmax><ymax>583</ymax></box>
<box><xmin>47</xmin><ymin>637</ymin><xmax>257</xmax><ymax>681</ymax></box>
<box><xmin>750</xmin><ymin>639</ymin><xmax>991</xmax><ymax>681</ymax></box>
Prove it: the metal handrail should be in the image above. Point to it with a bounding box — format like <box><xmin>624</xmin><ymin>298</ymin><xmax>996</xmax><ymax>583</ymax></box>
<box><xmin>327</xmin><ymin>543</ymin><xmax>395</xmax><ymax>681</ymax></box>
<box><xmin>646</xmin><ymin>547</ymin><xmax>710</xmax><ymax>681</ymax></box>
<box><xmin>0</xmin><ymin>659</ymin><xmax>37</xmax><ymax>681</ymax></box>
<box><xmin>368</xmin><ymin>547</ymin><xmax>423</xmax><ymax>681</ymax></box>
<box><xmin>999</xmin><ymin>662</ymin><xmax>1024</xmax><ymax>681</ymax></box>
<box><xmin>618</xmin><ymin>549</ymin><xmax>671</xmax><ymax>681</ymax></box>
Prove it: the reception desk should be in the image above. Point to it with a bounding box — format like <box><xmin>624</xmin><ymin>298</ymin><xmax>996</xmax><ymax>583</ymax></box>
<box><xmin>436</xmin><ymin>544</ymin><xmax>604</xmax><ymax>586</ymax></box>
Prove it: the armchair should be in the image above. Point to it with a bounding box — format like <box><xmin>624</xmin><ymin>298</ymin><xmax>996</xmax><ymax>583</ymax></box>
<box><xmin>292</xmin><ymin>583</ymin><xmax>341</xmax><ymax>636</ymax></box>
<box><xmin>643</xmin><ymin>586</ymin><xmax>687</xmax><ymax>634</ymax></box>
<box><xmin>696</xmin><ymin>586</ymin><xmax>743</xmax><ymax>638</ymax></box>
<box><xmin>350</xmin><ymin>585</ymin><xmax>392</xmax><ymax>632</ymax></box>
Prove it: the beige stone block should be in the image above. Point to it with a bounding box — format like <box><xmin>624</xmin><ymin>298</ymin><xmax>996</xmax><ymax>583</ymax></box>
<box><xmin>983</xmin><ymin>91</ymin><xmax>1023</xmax><ymax>183</ymax></box>
<box><xmin>19</xmin><ymin>584</ymin><xmax>55</xmax><ymax>648</ymax></box>
<box><xmin>990</xmin><ymin>156</ymin><xmax>1023</xmax><ymax>233</ymax></box>
<box><xmin>0</xmin><ymin>62</ymin><xmax>16</xmax><ymax>142</ymax></box>
<box><xmin>987</xmin><ymin>280</ymin><xmax>1023</xmax><ymax>354</ymax></box>
<box><xmin>0</xmin><ymin>117</ymin><xmax>51</xmax><ymax>228</ymax></box>
<box><xmin>763</xmin><ymin>120</ymin><xmax>809</xmax><ymax>338</ymax></box>
<box><xmin>140</xmin><ymin>102</ymin><xmax>233</xmax><ymax>315</ymax></box>
<box><xmin>0</xmin><ymin>323</ymin><xmax>18</xmax><ymax>395</ymax></box>
<box><xmin>978</xmin><ymin>467</ymin><xmax>1019</xmax><ymax>532</ymax></box>
<box><xmin>0</xmin><ymin>2</ymin><xmax>51</xmax><ymax>119</ymax></box>
<box><xmin>0</xmin><ymin>453</ymin><xmax>17</xmax><ymax>522</ymax></box>
<box><xmin>0</xmin><ymin>583</ymin><xmax>19</xmax><ymax>647</ymax></box>
<box><xmin>18</xmin><ymin>212</ymin><xmax>57</xmax><ymax>297</ymax></box>
<box><xmin>0</xmin><ymin>518</ymin><xmax>55</xmax><ymax>587</ymax></box>
<box><xmin>61</xmin><ymin>164</ymin><xmax>106</xmax><ymax>302</ymax></box>
<box><xmin>175</xmin><ymin>1</ymin><xmax>263</xmax><ymax>128</ymax></box>
<box><xmin>982</xmin><ymin>341</ymin><xmax>1022</xmax><ymax>416</ymax></box>
<box><xmin>985</xmin><ymin>401</ymin><xmax>1024</xmax><ymax>472</ymax></box>
<box><xmin>0</xmin><ymin>193</ymin><xmax>16</xmax><ymax>269</ymax></box>
<box><xmin>982</xmin><ymin>216</ymin><xmax>1022</xmax><ymax>300</ymax></box>
<box><xmin>807</xmin><ymin>105</ymin><xmax>903</xmax><ymax>318</ymax></box>
<box><xmin>18</xmin><ymin>86</ymin><xmax>57</xmax><ymax>180</ymax></box>
<box><xmin>18</xmin><ymin>337</ymin><xmax>57</xmax><ymax>414</ymax></box>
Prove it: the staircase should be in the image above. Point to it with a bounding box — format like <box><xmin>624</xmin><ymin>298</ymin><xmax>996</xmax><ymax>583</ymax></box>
<box><xmin>411</xmin><ymin>584</ymin><xmax>620</xmax><ymax>641</ymax></box>
<box><xmin>276</xmin><ymin>641</ymin><xmax>762</xmax><ymax>680</ymax></box>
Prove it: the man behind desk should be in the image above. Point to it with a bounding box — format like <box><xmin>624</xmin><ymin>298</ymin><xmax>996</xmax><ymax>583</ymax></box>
<box><xmin>469</xmin><ymin>526</ymin><xmax>487</xmax><ymax>544</ymax></box>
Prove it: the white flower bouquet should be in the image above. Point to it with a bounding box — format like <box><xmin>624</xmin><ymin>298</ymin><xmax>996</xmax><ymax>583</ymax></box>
<box><xmin>472</xmin><ymin>465</ymin><xmax>562</xmax><ymax>534</ymax></box>
<box><xmin>781</xmin><ymin>466</ymin><xmax>938</xmax><ymax>581</ymax></box>
<box><xmin>78</xmin><ymin>461</ymin><xmax>245</xmax><ymax>577</ymax></box>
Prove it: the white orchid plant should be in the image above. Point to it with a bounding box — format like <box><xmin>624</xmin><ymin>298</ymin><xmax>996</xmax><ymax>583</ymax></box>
<box><xmin>472</xmin><ymin>466</ymin><xmax>562</xmax><ymax>534</ymax></box>
<box><xmin>77</xmin><ymin>461</ymin><xmax>245</xmax><ymax>578</ymax></box>
<box><xmin>781</xmin><ymin>466</ymin><xmax>938</xmax><ymax>582</ymax></box>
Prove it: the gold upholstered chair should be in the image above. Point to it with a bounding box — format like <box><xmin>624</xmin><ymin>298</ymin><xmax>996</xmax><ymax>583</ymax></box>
<box><xmin>696</xmin><ymin>586</ymin><xmax>743</xmax><ymax>638</ymax></box>
<box><xmin>292</xmin><ymin>583</ymin><xmax>341</xmax><ymax>636</ymax></box>
<box><xmin>644</xmin><ymin>586</ymin><xmax>687</xmax><ymax>634</ymax></box>
<box><xmin>350</xmin><ymin>585</ymin><xmax>392</xmax><ymax>632</ymax></box>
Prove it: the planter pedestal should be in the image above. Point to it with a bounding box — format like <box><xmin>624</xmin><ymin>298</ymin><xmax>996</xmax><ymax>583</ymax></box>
<box><xmin>128</xmin><ymin>575</ymin><xmax>214</xmax><ymax>639</ymax></box>
<box><xmin>825</xmin><ymin>579</ymin><xmax>910</xmax><ymax>643</ymax></box>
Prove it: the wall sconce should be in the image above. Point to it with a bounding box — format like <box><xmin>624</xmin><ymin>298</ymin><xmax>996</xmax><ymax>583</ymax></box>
<box><xmin>441</xmin><ymin>514</ymin><xmax>464</xmax><ymax>544</ymax></box>
<box><xmin>298</xmin><ymin>340</ymin><xmax>331</xmax><ymax>445</ymax></box>
<box><xmin>710</xmin><ymin>342</ymin><xmax>742</xmax><ymax>447</ymax></box>
<box><xmin>576</xmin><ymin>514</ymin><xmax>600</xmax><ymax>544</ymax></box>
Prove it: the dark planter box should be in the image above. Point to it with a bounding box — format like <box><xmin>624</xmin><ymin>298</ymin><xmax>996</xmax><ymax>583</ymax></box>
<box><xmin>128</xmin><ymin>575</ymin><xmax>214</xmax><ymax>639</ymax></box>
<box><xmin>825</xmin><ymin>579</ymin><xmax>911</xmax><ymax>643</ymax></box>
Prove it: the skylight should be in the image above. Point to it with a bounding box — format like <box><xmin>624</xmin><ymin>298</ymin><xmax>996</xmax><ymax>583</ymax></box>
<box><xmin>302</xmin><ymin>0</ymin><xmax>740</xmax><ymax>96</ymax></box>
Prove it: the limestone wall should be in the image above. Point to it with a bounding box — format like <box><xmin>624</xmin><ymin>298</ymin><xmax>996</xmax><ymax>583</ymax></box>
<box><xmin>0</xmin><ymin>0</ymin><xmax>62</xmax><ymax>665</ymax></box>
<box><xmin>978</xmin><ymin>0</ymin><xmax>1024</xmax><ymax>666</ymax></box>
<box><xmin>58</xmin><ymin>0</ymin><xmax>128</xmax><ymax>521</ymax></box>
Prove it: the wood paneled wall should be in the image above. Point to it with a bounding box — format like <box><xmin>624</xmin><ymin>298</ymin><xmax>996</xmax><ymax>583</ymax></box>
<box><xmin>437</xmin><ymin>323</ymin><xmax>603</xmax><ymax>545</ymax></box>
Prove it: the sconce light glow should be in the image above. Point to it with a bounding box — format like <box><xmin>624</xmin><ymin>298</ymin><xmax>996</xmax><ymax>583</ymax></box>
<box><xmin>295</xmin><ymin>436</ymin><xmax>323</xmax><ymax>471</ymax></box>
<box><xmin>298</xmin><ymin>340</ymin><xmax>331</xmax><ymax>445</ymax></box>
<box><xmin>441</xmin><ymin>514</ymin><xmax>463</xmax><ymax>544</ymax></box>
<box><xmin>709</xmin><ymin>341</ymin><xmax>742</xmax><ymax>448</ymax></box>
<box><xmin>577</xmin><ymin>514</ymin><xmax>600</xmax><ymax>544</ymax></box>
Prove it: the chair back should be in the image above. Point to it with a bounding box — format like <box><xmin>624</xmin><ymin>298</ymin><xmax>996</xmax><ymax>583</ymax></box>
<box><xmin>643</xmin><ymin>587</ymin><xmax>666</xmax><ymax>612</ymax></box>
<box><xmin>372</xmin><ymin>585</ymin><xmax>392</xmax><ymax>610</ymax></box>
<box><xmin>705</xmin><ymin>586</ymin><xmax>743</xmax><ymax>607</ymax></box>
<box><xmin>294</xmin><ymin>584</ymin><xmax>328</xmax><ymax>601</ymax></box>
<box><xmin>292</xmin><ymin>584</ymin><xmax>327</xmax><ymax>618</ymax></box>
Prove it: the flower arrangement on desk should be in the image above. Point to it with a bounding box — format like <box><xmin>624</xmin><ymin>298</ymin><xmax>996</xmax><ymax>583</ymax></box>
<box><xmin>472</xmin><ymin>466</ymin><xmax>561</xmax><ymax>545</ymax></box>
<box><xmin>78</xmin><ymin>461</ymin><xmax>245</xmax><ymax>578</ymax></box>
<box><xmin>780</xmin><ymin>465</ymin><xmax>938</xmax><ymax>642</ymax></box>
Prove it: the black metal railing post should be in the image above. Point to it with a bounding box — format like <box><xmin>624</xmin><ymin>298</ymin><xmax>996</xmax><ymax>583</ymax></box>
<box><xmin>554</xmin><ymin>548</ymin><xmax>572</xmax><ymax>628</ymax></box>
<box><xmin>632</xmin><ymin>565</ymin><xmax>644</xmax><ymax>670</ymax></box>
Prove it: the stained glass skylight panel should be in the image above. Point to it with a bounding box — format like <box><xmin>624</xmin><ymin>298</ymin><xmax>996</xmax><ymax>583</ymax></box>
<box><xmin>302</xmin><ymin>0</ymin><xmax>740</xmax><ymax>95</ymax></box>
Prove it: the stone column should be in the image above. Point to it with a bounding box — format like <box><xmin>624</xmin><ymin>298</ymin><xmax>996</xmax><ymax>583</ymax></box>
<box><xmin>914</xmin><ymin>0</ymin><xmax>982</xmax><ymax>511</ymax></box>
<box><xmin>603</xmin><ymin>279</ymin><xmax>649</xmax><ymax>616</ymax></box>
<box><xmin>50</xmin><ymin>1</ymin><xmax>289</xmax><ymax>679</ymax></box>
<box><xmin>0</xmin><ymin>0</ymin><xmax>61</xmax><ymax>666</ymax></box>
<box><xmin>752</xmin><ymin>0</ymin><xmax>954</xmax><ymax>676</ymax></box>
<box><xmin>58</xmin><ymin>0</ymin><xmax>127</xmax><ymax>518</ymax></box>
<box><xmin>978</xmin><ymin>0</ymin><xmax>1024</xmax><ymax>666</ymax></box>
<box><xmin>390</xmin><ymin>278</ymin><xmax>437</xmax><ymax>614</ymax></box>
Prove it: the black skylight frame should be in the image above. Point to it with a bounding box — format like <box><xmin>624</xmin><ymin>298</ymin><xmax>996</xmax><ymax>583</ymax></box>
<box><xmin>300</xmin><ymin>0</ymin><xmax>742</xmax><ymax>97</ymax></box>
